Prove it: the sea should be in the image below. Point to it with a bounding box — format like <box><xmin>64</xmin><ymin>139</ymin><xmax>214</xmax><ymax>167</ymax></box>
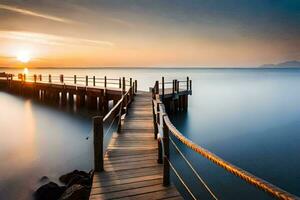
<box><xmin>0</xmin><ymin>68</ymin><xmax>299</xmax><ymax>199</ymax></box>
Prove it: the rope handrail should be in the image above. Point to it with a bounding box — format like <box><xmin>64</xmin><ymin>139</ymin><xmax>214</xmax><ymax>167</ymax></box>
<box><xmin>162</xmin><ymin>113</ymin><xmax>299</xmax><ymax>200</ymax></box>
<box><xmin>169</xmin><ymin>137</ymin><xmax>219</xmax><ymax>200</ymax></box>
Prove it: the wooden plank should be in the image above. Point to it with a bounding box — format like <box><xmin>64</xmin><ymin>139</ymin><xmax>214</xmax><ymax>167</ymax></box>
<box><xmin>91</xmin><ymin>179</ymin><xmax>163</xmax><ymax>195</ymax></box>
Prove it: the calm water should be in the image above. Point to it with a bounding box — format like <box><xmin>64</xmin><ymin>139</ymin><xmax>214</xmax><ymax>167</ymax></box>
<box><xmin>1</xmin><ymin>68</ymin><xmax>300</xmax><ymax>199</ymax></box>
<box><xmin>0</xmin><ymin>92</ymin><xmax>93</xmax><ymax>200</ymax></box>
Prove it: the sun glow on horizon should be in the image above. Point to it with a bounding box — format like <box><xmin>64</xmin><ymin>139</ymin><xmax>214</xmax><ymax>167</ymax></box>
<box><xmin>23</xmin><ymin>67</ymin><xmax>29</xmax><ymax>75</ymax></box>
<box><xmin>16</xmin><ymin>51</ymin><xmax>31</xmax><ymax>63</ymax></box>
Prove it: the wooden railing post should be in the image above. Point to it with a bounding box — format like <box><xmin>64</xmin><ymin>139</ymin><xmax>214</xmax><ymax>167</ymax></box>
<box><xmin>132</xmin><ymin>82</ymin><xmax>135</xmax><ymax>99</ymax></box>
<box><xmin>104</xmin><ymin>76</ymin><xmax>107</xmax><ymax>88</ymax></box>
<box><xmin>155</xmin><ymin>104</ymin><xmax>160</xmax><ymax>139</ymax></box>
<box><xmin>60</xmin><ymin>74</ymin><xmax>64</xmax><ymax>83</ymax></box>
<box><xmin>130</xmin><ymin>78</ymin><xmax>133</xmax><ymax>96</ymax></box>
<box><xmin>175</xmin><ymin>79</ymin><xmax>178</xmax><ymax>93</ymax></box>
<box><xmin>119</xmin><ymin>78</ymin><xmax>121</xmax><ymax>88</ymax></box>
<box><xmin>135</xmin><ymin>80</ymin><xmax>137</xmax><ymax>93</ymax></box>
<box><xmin>86</xmin><ymin>76</ymin><xmax>88</xmax><ymax>86</ymax></box>
<box><xmin>93</xmin><ymin>116</ymin><xmax>104</xmax><ymax>172</ymax></box>
<box><xmin>93</xmin><ymin>76</ymin><xmax>96</xmax><ymax>86</ymax></box>
<box><xmin>158</xmin><ymin>140</ymin><xmax>163</xmax><ymax>164</ymax></box>
<box><xmin>117</xmin><ymin>100</ymin><xmax>124</xmax><ymax>133</ymax></box>
<box><xmin>152</xmin><ymin>101</ymin><xmax>158</xmax><ymax>139</ymax></box>
<box><xmin>122</xmin><ymin>77</ymin><xmax>125</xmax><ymax>94</ymax></box>
<box><xmin>74</xmin><ymin>75</ymin><xmax>77</xmax><ymax>84</ymax></box>
<box><xmin>49</xmin><ymin>74</ymin><xmax>51</xmax><ymax>83</ymax></box>
<box><xmin>162</xmin><ymin>116</ymin><xmax>170</xmax><ymax>186</ymax></box>
<box><xmin>187</xmin><ymin>76</ymin><xmax>189</xmax><ymax>91</ymax></box>
<box><xmin>172</xmin><ymin>80</ymin><xmax>175</xmax><ymax>95</ymax></box>
<box><xmin>155</xmin><ymin>81</ymin><xmax>159</xmax><ymax>94</ymax></box>
<box><xmin>190</xmin><ymin>80</ymin><xmax>192</xmax><ymax>91</ymax></box>
<box><xmin>39</xmin><ymin>74</ymin><xmax>42</xmax><ymax>81</ymax></box>
<box><xmin>162</xmin><ymin>77</ymin><xmax>165</xmax><ymax>99</ymax></box>
<box><xmin>34</xmin><ymin>74</ymin><xmax>37</xmax><ymax>83</ymax></box>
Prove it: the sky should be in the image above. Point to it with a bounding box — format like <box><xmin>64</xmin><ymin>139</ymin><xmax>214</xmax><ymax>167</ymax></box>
<box><xmin>0</xmin><ymin>0</ymin><xmax>299</xmax><ymax>68</ymax></box>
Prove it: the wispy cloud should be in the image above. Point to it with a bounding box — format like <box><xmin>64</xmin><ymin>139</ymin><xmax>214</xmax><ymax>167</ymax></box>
<box><xmin>0</xmin><ymin>31</ymin><xmax>114</xmax><ymax>47</ymax></box>
<box><xmin>0</xmin><ymin>4</ymin><xmax>73</xmax><ymax>24</ymax></box>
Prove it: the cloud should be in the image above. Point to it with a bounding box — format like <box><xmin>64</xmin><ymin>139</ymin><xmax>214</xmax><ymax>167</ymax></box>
<box><xmin>0</xmin><ymin>31</ymin><xmax>114</xmax><ymax>47</ymax></box>
<box><xmin>0</xmin><ymin>4</ymin><xmax>73</xmax><ymax>24</ymax></box>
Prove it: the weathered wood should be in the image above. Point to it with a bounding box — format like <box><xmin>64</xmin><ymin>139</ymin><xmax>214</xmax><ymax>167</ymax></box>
<box><xmin>90</xmin><ymin>92</ymin><xmax>182</xmax><ymax>200</ymax></box>
<box><xmin>94</xmin><ymin>116</ymin><xmax>104</xmax><ymax>172</ymax></box>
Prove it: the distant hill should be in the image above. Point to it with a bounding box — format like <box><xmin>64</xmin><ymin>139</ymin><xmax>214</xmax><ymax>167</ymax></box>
<box><xmin>260</xmin><ymin>60</ymin><xmax>300</xmax><ymax>68</ymax></box>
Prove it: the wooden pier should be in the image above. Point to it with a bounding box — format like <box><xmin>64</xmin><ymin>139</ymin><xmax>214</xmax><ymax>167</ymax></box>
<box><xmin>90</xmin><ymin>92</ymin><xmax>182</xmax><ymax>199</ymax></box>
<box><xmin>0</xmin><ymin>73</ymin><xmax>193</xmax><ymax>200</ymax></box>
<box><xmin>0</xmin><ymin>73</ymin><xmax>136</xmax><ymax>115</ymax></box>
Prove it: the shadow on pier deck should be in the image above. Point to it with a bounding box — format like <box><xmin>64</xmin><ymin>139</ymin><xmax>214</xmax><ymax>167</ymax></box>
<box><xmin>90</xmin><ymin>92</ymin><xmax>182</xmax><ymax>200</ymax></box>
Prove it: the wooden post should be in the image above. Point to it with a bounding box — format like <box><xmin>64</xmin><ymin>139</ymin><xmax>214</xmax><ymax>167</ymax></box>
<box><xmin>162</xmin><ymin>77</ymin><xmax>165</xmax><ymax>99</ymax></box>
<box><xmin>155</xmin><ymin>104</ymin><xmax>160</xmax><ymax>139</ymax></box>
<box><xmin>155</xmin><ymin>81</ymin><xmax>159</xmax><ymax>94</ymax></box>
<box><xmin>175</xmin><ymin>79</ymin><xmax>179</xmax><ymax>92</ymax></box>
<box><xmin>162</xmin><ymin>116</ymin><xmax>170</xmax><ymax>186</ymax></box>
<box><xmin>122</xmin><ymin>77</ymin><xmax>125</xmax><ymax>94</ymax></box>
<box><xmin>152</xmin><ymin>101</ymin><xmax>158</xmax><ymax>139</ymax></box>
<box><xmin>130</xmin><ymin>78</ymin><xmax>133</xmax><ymax>96</ymax></box>
<box><xmin>74</xmin><ymin>75</ymin><xmax>77</xmax><ymax>84</ymax></box>
<box><xmin>104</xmin><ymin>76</ymin><xmax>107</xmax><ymax>88</ymax></box>
<box><xmin>93</xmin><ymin>76</ymin><xmax>96</xmax><ymax>86</ymax></box>
<box><xmin>172</xmin><ymin>80</ymin><xmax>175</xmax><ymax>95</ymax></box>
<box><xmin>135</xmin><ymin>80</ymin><xmax>137</xmax><ymax>93</ymax></box>
<box><xmin>119</xmin><ymin>78</ymin><xmax>121</xmax><ymax>88</ymax></box>
<box><xmin>34</xmin><ymin>74</ymin><xmax>37</xmax><ymax>83</ymax></box>
<box><xmin>157</xmin><ymin>140</ymin><xmax>163</xmax><ymax>164</ymax></box>
<box><xmin>86</xmin><ymin>76</ymin><xmax>88</xmax><ymax>86</ymax></box>
<box><xmin>60</xmin><ymin>74</ymin><xmax>64</xmax><ymax>83</ymax></box>
<box><xmin>190</xmin><ymin>80</ymin><xmax>192</xmax><ymax>91</ymax></box>
<box><xmin>187</xmin><ymin>77</ymin><xmax>189</xmax><ymax>91</ymax></box>
<box><xmin>93</xmin><ymin>116</ymin><xmax>104</xmax><ymax>172</ymax></box>
<box><xmin>49</xmin><ymin>74</ymin><xmax>51</xmax><ymax>83</ymax></box>
<box><xmin>117</xmin><ymin>100</ymin><xmax>124</xmax><ymax>133</ymax></box>
<box><xmin>39</xmin><ymin>74</ymin><xmax>42</xmax><ymax>81</ymax></box>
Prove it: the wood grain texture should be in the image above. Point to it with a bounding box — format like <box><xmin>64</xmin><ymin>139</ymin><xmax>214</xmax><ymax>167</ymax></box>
<box><xmin>90</xmin><ymin>92</ymin><xmax>182</xmax><ymax>200</ymax></box>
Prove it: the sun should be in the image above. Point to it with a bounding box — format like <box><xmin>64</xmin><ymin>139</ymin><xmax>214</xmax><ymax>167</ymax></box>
<box><xmin>16</xmin><ymin>51</ymin><xmax>31</xmax><ymax>63</ymax></box>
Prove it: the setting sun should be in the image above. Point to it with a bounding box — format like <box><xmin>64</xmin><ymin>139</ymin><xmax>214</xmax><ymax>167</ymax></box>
<box><xmin>16</xmin><ymin>51</ymin><xmax>31</xmax><ymax>63</ymax></box>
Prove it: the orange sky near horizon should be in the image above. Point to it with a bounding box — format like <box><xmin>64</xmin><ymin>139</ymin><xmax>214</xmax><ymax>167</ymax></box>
<box><xmin>0</xmin><ymin>1</ymin><xmax>299</xmax><ymax>68</ymax></box>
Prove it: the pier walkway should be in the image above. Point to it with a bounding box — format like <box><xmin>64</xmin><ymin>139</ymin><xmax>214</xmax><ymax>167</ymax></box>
<box><xmin>90</xmin><ymin>92</ymin><xmax>182</xmax><ymax>200</ymax></box>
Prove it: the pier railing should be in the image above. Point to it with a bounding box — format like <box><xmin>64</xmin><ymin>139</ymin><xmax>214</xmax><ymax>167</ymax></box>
<box><xmin>152</xmin><ymin>79</ymin><xmax>299</xmax><ymax>200</ymax></box>
<box><xmin>0</xmin><ymin>72</ymin><xmax>136</xmax><ymax>173</ymax></box>
<box><xmin>93</xmin><ymin>83</ymin><xmax>134</xmax><ymax>171</ymax></box>
<box><xmin>4</xmin><ymin>73</ymin><xmax>136</xmax><ymax>91</ymax></box>
<box><xmin>153</xmin><ymin>77</ymin><xmax>192</xmax><ymax>99</ymax></box>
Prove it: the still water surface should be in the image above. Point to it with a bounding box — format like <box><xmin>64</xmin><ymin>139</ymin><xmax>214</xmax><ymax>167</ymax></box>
<box><xmin>1</xmin><ymin>68</ymin><xmax>300</xmax><ymax>199</ymax></box>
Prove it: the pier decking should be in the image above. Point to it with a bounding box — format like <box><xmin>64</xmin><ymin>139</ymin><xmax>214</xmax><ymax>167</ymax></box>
<box><xmin>90</xmin><ymin>92</ymin><xmax>182</xmax><ymax>200</ymax></box>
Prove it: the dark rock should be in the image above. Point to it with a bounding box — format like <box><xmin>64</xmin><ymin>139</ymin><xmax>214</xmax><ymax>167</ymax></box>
<box><xmin>59</xmin><ymin>170</ymin><xmax>90</xmax><ymax>185</ymax></box>
<box><xmin>59</xmin><ymin>184</ymin><xmax>90</xmax><ymax>200</ymax></box>
<box><xmin>39</xmin><ymin>176</ymin><xmax>49</xmax><ymax>182</ymax></box>
<box><xmin>34</xmin><ymin>182</ymin><xmax>66</xmax><ymax>200</ymax></box>
<box><xmin>67</xmin><ymin>174</ymin><xmax>91</xmax><ymax>187</ymax></box>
